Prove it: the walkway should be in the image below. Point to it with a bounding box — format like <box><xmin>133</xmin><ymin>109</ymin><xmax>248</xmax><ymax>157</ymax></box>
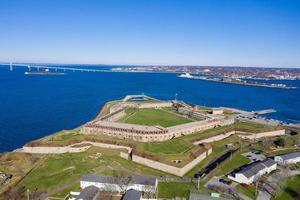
<box><xmin>16</xmin><ymin>141</ymin><xmax>132</xmax><ymax>154</ymax></box>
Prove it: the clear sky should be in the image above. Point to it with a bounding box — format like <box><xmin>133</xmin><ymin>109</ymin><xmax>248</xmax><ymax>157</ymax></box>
<box><xmin>0</xmin><ymin>0</ymin><xmax>300</xmax><ymax>67</ymax></box>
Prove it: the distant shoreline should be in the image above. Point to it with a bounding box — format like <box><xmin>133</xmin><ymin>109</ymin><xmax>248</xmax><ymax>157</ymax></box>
<box><xmin>178</xmin><ymin>74</ymin><xmax>297</xmax><ymax>89</ymax></box>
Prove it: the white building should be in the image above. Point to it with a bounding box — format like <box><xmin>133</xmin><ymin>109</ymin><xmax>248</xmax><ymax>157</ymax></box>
<box><xmin>274</xmin><ymin>151</ymin><xmax>300</xmax><ymax>165</ymax></box>
<box><xmin>212</xmin><ymin>109</ymin><xmax>224</xmax><ymax>115</ymax></box>
<box><xmin>228</xmin><ymin>158</ymin><xmax>277</xmax><ymax>185</ymax></box>
<box><xmin>80</xmin><ymin>174</ymin><xmax>158</xmax><ymax>194</ymax></box>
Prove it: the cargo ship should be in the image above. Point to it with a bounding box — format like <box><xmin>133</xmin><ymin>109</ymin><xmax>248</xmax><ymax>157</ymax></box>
<box><xmin>25</xmin><ymin>69</ymin><xmax>65</xmax><ymax>75</ymax></box>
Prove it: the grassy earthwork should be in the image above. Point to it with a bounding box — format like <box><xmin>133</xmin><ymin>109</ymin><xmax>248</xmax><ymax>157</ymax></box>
<box><xmin>119</xmin><ymin>107</ymin><xmax>193</xmax><ymax>127</ymax></box>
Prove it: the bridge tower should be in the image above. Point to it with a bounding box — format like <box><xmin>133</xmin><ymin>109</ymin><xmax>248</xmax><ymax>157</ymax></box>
<box><xmin>9</xmin><ymin>62</ymin><xmax>13</xmax><ymax>71</ymax></box>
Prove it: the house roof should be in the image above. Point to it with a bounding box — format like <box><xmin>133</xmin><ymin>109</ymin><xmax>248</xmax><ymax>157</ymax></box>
<box><xmin>122</xmin><ymin>189</ymin><xmax>141</xmax><ymax>200</ymax></box>
<box><xmin>76</xmin><ymin>185</ymin><xmax>99</xmax><ymax>200</ymax></box>
<box><xmin>238</xmin><ymin>162</ymin><xmax>265</xmax><ymax>178</ymax></box>
<box><xmin>236</xmin><ymin>158</ymin><xmax>276</xmax><ymax>178</ymax></box>
<box><xmin>81</xmin><ymin>174</ymin><xmax>157</xmax><ymax>186</ymax></box>
<box><xmin>261</xmin><ymin>158</ymin><xmax>276</xmax><ymax>167</ymax></box>
<box><xmin>276</xmin><ymin>151</ymin><xmax>300</xmax><ymax>161</ymax></box>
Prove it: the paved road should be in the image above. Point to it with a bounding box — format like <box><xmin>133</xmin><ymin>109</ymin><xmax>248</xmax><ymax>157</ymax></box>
<box><xmin>205</xmin><ymin>176</ymin><xmax>252</xmax><ymax>200</ymax></box>
<box><xmin>257</xmin><ymin>169</ymin><xmax>300</xmax><ymax>200</ymax></box>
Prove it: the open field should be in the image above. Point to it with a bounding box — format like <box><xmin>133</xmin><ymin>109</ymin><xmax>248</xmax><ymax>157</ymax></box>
<box><xmin>0</xmin><ymin>152</ymin><xmax>43</xmax><ymax>196</ymax></box>
<box><xmin>119</xmin><ymin>108</ymin><xmax>193</xmax><ymax>127</ymax></box>
<box><xmin>141</xmin><ymin>138</ymin><xmax>192</xmax><ymax>154</ymax></box>
<box><xmin>14</xmin><ymin>147</ymin><xmax>172</xmax><ymax>198</ymax></box>
<box><xmin>158</xmin><ymin>182</ymin><xmax>197</xmax><ymax>199</ymax></box>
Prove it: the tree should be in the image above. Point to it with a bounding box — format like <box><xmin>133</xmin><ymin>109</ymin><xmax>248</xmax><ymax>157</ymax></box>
<box><xmin>274</xmin><ymin>138</ymin><xmax>285</xmax><ymax>147</ymax></box>
<box><xmin>113</xmin><ymin>173</ymin><xmax>132</xmax><ymax>194</ymax></box>
<box><xmin>143</xmin><ymin>184</ymin><xmax>155</xmax><ymax>199</ymax></box>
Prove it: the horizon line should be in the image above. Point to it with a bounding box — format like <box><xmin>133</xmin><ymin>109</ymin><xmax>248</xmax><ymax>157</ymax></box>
<box><xmin>0</xmin><ymin>61</ymin><xmax>299</xmax><ymax>69</ymax></box>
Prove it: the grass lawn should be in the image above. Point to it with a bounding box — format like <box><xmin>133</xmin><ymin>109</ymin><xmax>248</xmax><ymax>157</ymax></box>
<box><xmin>236</xmin><ymin>184</ymin><xmax>256</xmax><ymax>199</ymax></box>
<box><xmin>215</xmin><ymin>153</ymin><xmax>250</xmax><ymax>176</ymax></box>
<box><xmin>121</xmin><ymin>108</ymin><xmax>192</xmax><ymax>127</ymax></box>
<box><xmin>18</xmin><ymin>147</ymin><xmax>173</xmax><ymax>196</ymax></box>
<box><xmin>51</xmin><ymin>183</ymin><xmax>81</xmax><ymax>198</ymax></box>
<box><xmin>274</xmin><ymin>175</ymin><xmax>300</xmax><ymax>200</ymax></box>
<box><xmin>129</xmin><ymin>99</ymin><xmax>161</xmax><ymax>103</ymax></box>
<box><xmin>140</xmin><ymin>138</ymin><xmax>192</xmax><ymax>154</ymax></box>
<box><xmin>158</xmin><ymin>182</ymin><xmax>197</xmax><ymax>199</ymax></box>
<box><xmin>56</xmin><ymin>132</ymin><xmax>80</xmax><ymax>141</ymax></box>
<box><xmin>235</xmin><ymin>121</ymin><xmax>278</xmax><ymax>133</ymax></box>
<box><xmin>185</xmin><ymin>135</ymin><xmax>245</xmax><ymax>178</ymax></box>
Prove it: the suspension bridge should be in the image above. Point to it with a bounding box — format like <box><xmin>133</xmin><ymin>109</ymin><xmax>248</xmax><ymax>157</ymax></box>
<box><xmin>0</xmin><ymin>62</ymin><xmax>111</xmax><ymax>73</ymax></box>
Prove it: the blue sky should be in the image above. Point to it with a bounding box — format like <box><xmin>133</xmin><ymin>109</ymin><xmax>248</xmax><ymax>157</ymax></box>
<box><xmin>0</xmin><ymin>0</ymin><xmax>300</xmax><ymax>67</ymax></box>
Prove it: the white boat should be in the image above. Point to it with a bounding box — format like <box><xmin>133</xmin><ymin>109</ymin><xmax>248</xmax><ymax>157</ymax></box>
<box><xmin>178</xmin><ymin>73</ymin><xmax>193</xmax><ymax>78</ymax></box>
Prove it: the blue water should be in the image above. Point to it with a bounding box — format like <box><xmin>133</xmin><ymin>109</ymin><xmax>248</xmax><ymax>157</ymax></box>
<box><xmin>0</xmin><ymin>66</ymin><xmax>299</xmax><ymax>152</ymax></box>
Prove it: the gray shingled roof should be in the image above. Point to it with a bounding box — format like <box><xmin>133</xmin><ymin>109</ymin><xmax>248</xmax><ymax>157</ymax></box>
<box><xmin>261</xmin><ymin>158</ymin><xmax>276</xmax><ymax>167</ymax></box>
<box><xmin>237</xmin><ymin>159</ymin><xmax>276</xmax><ymax>178</ymax></box>
<box><xmin>76</xmin><ymin>185</ymin><xmax>99</xmax><ymax>200</ymax></box>
<box><xmin>239</xmin><ymin>162</ymin><xmax>265</xmax><ymax>178</ymax></box>
<box><xmin>122</xmin><ymin>189</ymin><xmax>141</xmax><ymax>200</ymax></box>
<box><xmin>277</xmin><ymin>152</ymin><xmax>300</xmax><ymax>161</ymax></box>
<box><xmin>82</xmin><ymin>174</ymin><xmax>157</xmax><ymax>186</ymax></box>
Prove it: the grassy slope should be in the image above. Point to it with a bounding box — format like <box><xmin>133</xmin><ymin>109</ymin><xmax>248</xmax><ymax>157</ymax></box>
<box><xmin>18</xmin><ymin>147</ymin><xmax>173</xmax><ymax>197</ymax></box>
<box><xmin>234</xmin><ymin>121</ymin><xmax>278</xmax><ymax>133</ymax></box>
<box><xmin>121</xmin><ymin>108</ymin><xmax>192</xmax><ymax>127</ymax></box>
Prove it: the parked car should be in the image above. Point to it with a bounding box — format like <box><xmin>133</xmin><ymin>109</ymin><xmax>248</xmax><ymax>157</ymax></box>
<box><xmin>252</xmin><ymin>150</ymin><xmax>261</xmax><ymax>155</ymax></box>
<box><xmin>219</xmin><ymin>178</ymin><xmax>232</xmax><ymax>185</ymax></box>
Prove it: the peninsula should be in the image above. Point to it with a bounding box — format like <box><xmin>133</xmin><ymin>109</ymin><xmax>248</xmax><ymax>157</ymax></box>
<box><xmin>0</xmin><ymin>95</ymin><xmax>299</xmax><ymax>200</ymax></box>
<box><xmin>178</xmin><ymin>73</ymin><xmax>296</xmax><ymax>89</ymax></box>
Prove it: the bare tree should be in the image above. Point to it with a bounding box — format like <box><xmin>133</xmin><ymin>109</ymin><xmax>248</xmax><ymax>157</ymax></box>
<box><xmin>113</xmin><ymin>173</ymin><xmax>132</xmax><ymax>194</ymax></box>
<box><xmin>143</xmin><ymin>184</ymin><xmax>155</xmax><ymax>199</ymax></box>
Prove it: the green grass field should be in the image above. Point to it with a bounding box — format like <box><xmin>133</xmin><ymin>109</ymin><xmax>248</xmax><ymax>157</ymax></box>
<box><xmin>215</xmin><ymin>153</ymin><xmax>250</xmax><ymax>176</ymax></box>
<box><xmin>141</xmin><ymin>138</ymin><xmax>192</xmax><ymax>154</ymax></box>
<box><xmin>120</xmin><ymin>108</ymin><xmax>192</xmax><ymax>127</ymax></box>
<box><xmin>158</xmin><ymin>182</ymin><xmax>197</xmax><ymax>199</ymax></box>
<box><xmin>17</xmin><ymin>147</ymin><xmax>173</xmax><ymax>197</ymax></box>
<box><xmin>236</xmin><ymin>184</ymin><xmax>256</xmax><ymax>199</ymax></box>
<box><xmin>234</xmin><ymin>121</ymin><xmax>278</xmax><ymax>133</ymax></box>
<box><xmin>274</xmin><ymin>175</ymin><xmax>300</xmax><ymax>200</ymax></box>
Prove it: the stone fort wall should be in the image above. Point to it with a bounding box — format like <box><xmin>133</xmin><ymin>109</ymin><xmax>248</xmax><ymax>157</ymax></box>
<box><xmin>120</xmin><ymin>147</ymin><xmax>212</xmax><ymax>176</ymax></box>
<box><xmin>80</xmin><ymin>118</ymin><xmax>234</xmax><ymax>142</ymax></box>
<box><xmin>81</xmin><ymin>98</ymin><xmax>235</xmax><ymax>142</ymax></box>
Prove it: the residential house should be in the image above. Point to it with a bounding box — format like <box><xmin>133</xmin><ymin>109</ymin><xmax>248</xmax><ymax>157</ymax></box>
<box><xmin>228</xmin><ymin>158</ymin><xmax>277</xmax><ymax>184</ymax></box>
<box><xmin>80</xmin><ymin>174</ymin><xmax>157</xmax><ymax>194</ymax></box>
<box><xmin>274</xmin><ymin>151</ymin><xmax>300</xmax><ymax>165</ymax></box>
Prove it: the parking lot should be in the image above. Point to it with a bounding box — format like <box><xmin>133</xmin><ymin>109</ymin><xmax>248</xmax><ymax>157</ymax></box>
<box><xmin>242</xmin><ymin>151</ymin><xmax>266</xmax><ymax>162</ymax></box>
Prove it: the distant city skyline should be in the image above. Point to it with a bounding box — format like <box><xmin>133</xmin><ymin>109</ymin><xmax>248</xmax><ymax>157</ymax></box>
<box><xmin>0</xmin><ymin>0</ymin><xmax>300</xmax><ymax>68</ymax></box>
